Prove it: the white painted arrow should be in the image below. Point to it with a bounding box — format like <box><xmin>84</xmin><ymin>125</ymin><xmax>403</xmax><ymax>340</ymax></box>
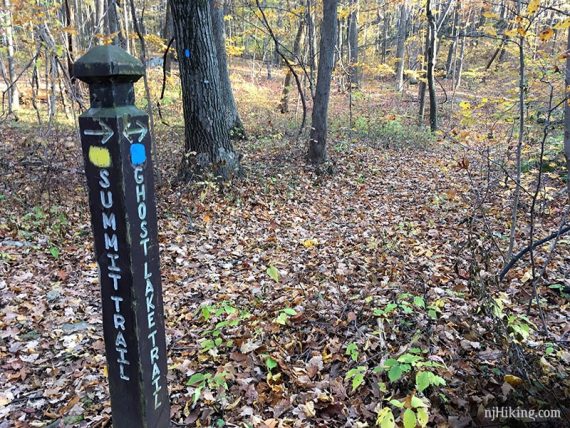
<box><xmin>83</xmin><ymin>120</ymin><xmax>114</xmax><ymax>145</ymax></box>
<box><xmin>123</xmin><ymin>120</ymin><xmax>148</xmax><ymax>143</ymax></box>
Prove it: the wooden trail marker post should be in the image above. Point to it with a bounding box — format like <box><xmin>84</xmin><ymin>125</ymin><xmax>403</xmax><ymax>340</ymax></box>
<box><xmin>74</xmin><ymin>45</ymin><xmax>170</xmax><ymax>428</ymax></box>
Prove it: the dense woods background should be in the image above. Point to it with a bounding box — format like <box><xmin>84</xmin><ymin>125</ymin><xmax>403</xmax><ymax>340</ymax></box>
<box><xmin>1</xmin><ymin>0</ymin><xmax>570</xmax><ymax>426</ymax></box>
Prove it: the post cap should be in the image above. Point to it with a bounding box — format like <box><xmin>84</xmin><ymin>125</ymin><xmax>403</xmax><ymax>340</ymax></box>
<box><xmin>73</xmin><ymin>45</ymin><xmax>144</xmax><ymax>83</ymax></box>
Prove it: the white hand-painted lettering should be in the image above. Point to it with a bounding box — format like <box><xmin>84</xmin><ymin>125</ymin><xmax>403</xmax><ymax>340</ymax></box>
<box><xmin>99</xmin><ymin>169</ymin><xmax>111</xmax><ymax>188</ymax></box>
<box><xmin>132</xmin><ymin>164</ymin><xmax>164</xmax><ymax>410</ymax></box>
<box><xmin>100</xmin><ymin>190</ymin><xmax>113</xmax><ymax>208</ymax></box>
<box><xmin>114</xmin><ymin>313</ymin><xmax>126</xmax><ymax>330</ymax></box>
<box><xmin>97</xmin><ymin>168</ymin><xmax>130</xmax><ymax>382</ymax></box>
<box><xmin>102</xmin><ymin>212</ymin><xmax>116</xmax><ymax>231</ymax></box>
<box><xmin>107</xmin><ymin>253</ymin><xmax>120</xmax><ymax>272</ymax></box>
<box><xmin>104</xmin><ymin>233</ymin><xmax>118</xmax><ymax>252</ymax></box>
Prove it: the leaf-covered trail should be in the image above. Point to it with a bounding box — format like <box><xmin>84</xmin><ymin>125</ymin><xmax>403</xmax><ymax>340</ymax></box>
<box><xmin>1</xmin><ymin>131</ymin><xmax>568</xmax><ymax>427</ymax></box>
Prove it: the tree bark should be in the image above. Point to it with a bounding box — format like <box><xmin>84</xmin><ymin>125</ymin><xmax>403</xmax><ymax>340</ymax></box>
<box><xmin>445</xmin><ymin>4</ymin><xmax>459</xmax><ymax>77</ymax></box>
<box><xmin>279</xmin><ymin>17</ymin><xmax>305</xmax><ymax>113</ymax></box>
<box><xmin>426</xmin><ymin>0</ymin><xmax>438</xmax><ymax>132</ymax></box>
<box><xmin>454</xmin><ymin>27</ymin><xmax>465</xmax><ymax>90</ymax></box>
<box><xmin>95</xmin><ymin>0</ymin><xmax>105</xmax><ymax>34</ymax></box>
<box><xmin>381</xmin><ymin>11</ymin><xmax>389</xmax><ymax>63</ymax></box>
<box><xmin>418</xmin><ymin>27</ymin><xmax>428</xmax><ymax>125</ymax></box>
<box><xmin>162</xmin><ymin>1</ymin><xmax>174</xmax><ymax>75</ymax></box>
<box><xmin>3</xmin><ymin>0</ymin><xmax>19</xmax><ymax>113</ymax></box>
<box><xmin>508</xmin><ymin>0</ymin><xmax>526</xmax><ymax>259</ymax></box>
<box><xmin>306</xmin><ymin>0</ymin><xmax>316</xmax><ymax>88</ymax></box>
<box><xmin>169</xmin><ymin>0</ymin><xmax>241</xmax><ymax>181</ymax></box>
<box><xmin>348</xmin><ymin>0</ymin><xmax>359</xmax><ymax>86</ymax></box>
<box><xmin>395</xmin><ymin>2</ymin><xmax>407</xmax><ymax>92</ymax></box>
<box><xmin>211</xmin><ymin>0</ymin><xmax>246</xmax><ymax>139</ymax></box>
<box><xmin>308</xmin><ymin>0</ymin><xmax>338</xmax><ymax>165</ymax></box>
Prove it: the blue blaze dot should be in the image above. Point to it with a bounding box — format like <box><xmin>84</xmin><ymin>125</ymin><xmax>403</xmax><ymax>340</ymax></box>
<box><xmin>184</xmin><ymin>48</ymin><xmax>191</xmax><ymax>59</ymax></box>
<box><xmin>130</xmin><ymin>143</ymin><xmax>146</xmax><ymax>166</ymax></box>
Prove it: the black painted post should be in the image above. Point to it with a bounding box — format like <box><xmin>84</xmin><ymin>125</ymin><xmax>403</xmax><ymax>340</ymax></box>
<box><xmin>74</xmin><ymin>45</ymin><xmax>170</xmax><ymax>428</ymax></box>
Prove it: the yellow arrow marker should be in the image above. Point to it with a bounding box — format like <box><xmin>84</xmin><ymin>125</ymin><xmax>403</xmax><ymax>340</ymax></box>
<box><xmin>89</xmin><ymin>146</ymin><xmax>111</xmax><ymax>168</ymax></box>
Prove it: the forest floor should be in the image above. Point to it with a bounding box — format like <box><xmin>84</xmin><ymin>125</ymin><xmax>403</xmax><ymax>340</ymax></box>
<box><xmin>1</xmin><ymin>70</ymin><xmax>569</xmax><ymax>427</ymax></box>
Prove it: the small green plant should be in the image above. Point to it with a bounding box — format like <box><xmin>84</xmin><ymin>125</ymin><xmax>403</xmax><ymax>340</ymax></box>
<box><xmin>345</xmin><ymin>365</ymin><xmax>367</xmax><ymax>392</ymax></box>
<box><xmin>186</xmin><ymin>371</ymin><xmax>229</xmax><ymax>404</ymax></box>
<box><xmin>49</xmin><ymin>246</ymin><xmax>60</xmax><ymax>259</ymax></box>
<box><xmin>345</xmin><ymin>342</ymin><xmax>359</xmax><ymax>362</ymax></box>
<box><xmin>266</xmin><ymin>265</ymin><xmax>280</xmax><ymax>282</ymax></box>
<box><xmin>264</xmin><ymin>355</ymin><xmax>282</xmax><ymax>382</ymax></box>
<box><xmin>507</xmin><ymin>314</ymin><xmax>536</xmax><ymax>342</ymax></box>
<box><xmin>198</xmin><ymin>301</ymin><xmax>251</xmax><ymax>355</ymax></box>
<box><xmin>377</xmin><ymin>393</ymin><xmax>430</xmax><ymax>428</ymax></box>
<box><xmin>374</xmin><ymin>293</ymin><xmax>426</xmax><ymax>319</ymax></box>
<box><xmin>20</xmin><ymin>205</ymin><xmax>68</xmax><ymax>238</ymax></box>
<box><xmin>373</xmin><ymin>349</ymin><xmax>446</xmax><ymax>391</ymax></box>
<box><xmin>265</xmin><ymin>356</ymin><xmax>278</xmax><ymax>372</ymax></box>
<box><xmin>274</xmin><ymin>307</ymin><xmax>296</xmax><ymax>325</ymax></box>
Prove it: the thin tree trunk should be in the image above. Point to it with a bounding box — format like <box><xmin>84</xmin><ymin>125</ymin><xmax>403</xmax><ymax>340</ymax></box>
<box><xmin>395</xmin><ymin>2</ymin><xmax>407</xmax><ymax>92</ymax></box>
<box><xmin>454</xmin><ymin>28</ymin><xmax>465</xmax><ymax>90</ymax></box>
<box><xmin>63</xmin><ymin>0</ymin><xmax>76</xmax><ymax>78</ymax></box>
<box><xmin>107</xmin><ymin>0</ymin><xmax>126</xmax><ymax>49</ymax></box>
<box><xmin>129</xmin><ymin>0</ymin><xmax>158</xmax><ymax>175</ymax></box>
<box><xmin>123</xmin><ymin>0</ymin><xmax>131</xmax><ymax>53</ymax></box>
<box><xmin>382</xmin><ymin>11</ymin><xmax>389</xmax><ymax>63</ymax></box>
<box><xmin>280</xmin><ymin>17</ymin><xmax>305</xmax><ymax>113</ymax></box>
<box><xmin>426</xmin><ymin>0</ymin><xmax>438</xmax><ymax>132</ymax></box>
<box><xmin>308</xmin><ymin>0</ymin><xmax>338</xmax><ymax>165</ymax></box>
<box><xmin>418</xmin><ymin>27</ymin><xmax>429</xmax><ymax>125</ymax></box>
<box><xmin>306</xmin><ymin>0</ymin><xmax>316</xmax><ymax>88</ymax></box>
<box><xmin>348</xmin><ymin>0</ymin><xmax>359</xmax><ymax>86</ymax></box>
<box><xmin>169</xmin><ymin>0</ymin><xmax>241</xmax><ymax>180</ymax></box>
<box><xmin>163</xmin><ymin>1</ymin><xmax>174</xmax><ymax>75</ymax></box>
<box><xmin>95</xmin><ymin>0</ymin><xmax>104</xmax><ymax>35</ymax></box>
<box><xmin>508</xmin><ymin>0</ymin><xmax>526</xmax><ymax>259</ymax></box>
<box><xmin>3</xmin><ymin>0</ymin><xmax>19</xmax><ymax>113</ymax></box>
<box><xmin>445</xmin><ymin>4</ymin><xmax>459</xmax><ymax>76</ymax></box>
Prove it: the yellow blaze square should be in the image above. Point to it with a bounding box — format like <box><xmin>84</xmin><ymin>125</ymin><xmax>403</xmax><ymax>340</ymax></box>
<box><xmin>89</xmin><ymin>146</ymin><xmax>111</xmax><ymax>168</ymax></box>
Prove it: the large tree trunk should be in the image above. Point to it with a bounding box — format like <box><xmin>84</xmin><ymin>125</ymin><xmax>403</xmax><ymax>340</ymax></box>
<box><xmin>3</xmin><ymin>0</ymin><xmax>19</xmax><ymax>113</ymax></box>
<box><xmin>395</xmin><ymin>2</ymin><xmax>407</xmax><ymax>92</ymax></box>
<box><xmin>210</xmin><ymin>0</ymin><xmax>246</xmax><ymax>139</ymax></box>
<box><xmin>170</xmin><ymin>0</ymin><xmax>241</xmax><ymax>181</ymax></box>
<box><xmin>348</xmin><ymin>0</ymin><xmax>359</xmax><ymax>86</ymax></box>
<box><xmin>308</xmin><ymin>0</ymin><xmax>338</xmax><ymax>165</ymax></box>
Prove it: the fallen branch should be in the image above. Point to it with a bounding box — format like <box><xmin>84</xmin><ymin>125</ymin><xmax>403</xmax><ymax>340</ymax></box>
<box><xmin>499</xmin><ymin>224</ymin><xmax>570</xmax><ymax>281</ymax></box>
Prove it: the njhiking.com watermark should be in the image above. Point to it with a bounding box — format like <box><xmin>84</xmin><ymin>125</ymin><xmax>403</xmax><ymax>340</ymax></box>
<box><xmin>484</xmin><ymin>406</ymin><xmax>561</xmax><ymax>422</ymax></box>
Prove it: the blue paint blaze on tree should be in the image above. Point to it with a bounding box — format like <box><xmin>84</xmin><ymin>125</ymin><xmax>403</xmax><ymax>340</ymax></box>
<box><xmin>184</xmin><ymin>48</ymin><xmax>191</xmax><ymax>59</ymax></box>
